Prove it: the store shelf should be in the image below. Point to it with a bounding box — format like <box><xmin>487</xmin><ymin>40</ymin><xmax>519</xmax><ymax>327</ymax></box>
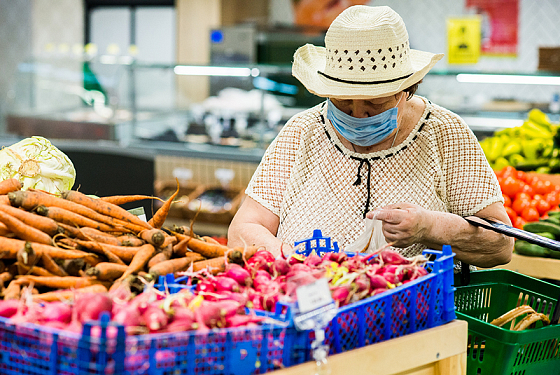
<box><xmin>495</xmin><ymin>253</ymin><xmax>560</xmax><ymax>281</ymax></box>
<box><xmin>270</xmin><ymin>320</ymin><xmax>467</xmax><ymax>375</ymax></box>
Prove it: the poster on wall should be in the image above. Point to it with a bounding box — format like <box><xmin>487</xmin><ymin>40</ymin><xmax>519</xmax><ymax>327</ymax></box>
<box><xmin>466</xmin><ymin>0</ymin><xmax>519</xmax><ymax>56</ymax></box>
<box><xmin>292</xmin><ymin>0</ymin><xmax>369</xmax><ymax>28</ymax></box>
<box><xmin>447</xmin><ymin>17</ymin><xmax>481</xmax><ymax>64</ymax></box>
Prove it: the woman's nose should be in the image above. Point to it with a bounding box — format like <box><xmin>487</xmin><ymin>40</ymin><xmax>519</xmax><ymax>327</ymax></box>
<box><xmin>349</xmin><ymin>100</ymin><xmax>370</xmax><ymax>118</ymax></box>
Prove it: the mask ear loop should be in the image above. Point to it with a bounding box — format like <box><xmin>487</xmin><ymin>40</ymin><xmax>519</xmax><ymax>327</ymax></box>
<box><xmin>390</xmin><ymin>92</ymin><xmax>405</xmax><ymax>148</ymax></box>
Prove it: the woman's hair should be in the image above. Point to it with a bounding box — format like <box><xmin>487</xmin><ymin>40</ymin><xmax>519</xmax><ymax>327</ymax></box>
<box><xmin>404</xmin><ymin>79</ymin><xmax>422</xmax><ymax>100</ymax></box>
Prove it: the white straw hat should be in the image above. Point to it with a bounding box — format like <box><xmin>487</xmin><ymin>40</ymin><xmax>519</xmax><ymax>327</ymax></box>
<box><xmin>292</xmin><ymin>5</ymin><xmax>444</xmax><ymax>99</ymax></box>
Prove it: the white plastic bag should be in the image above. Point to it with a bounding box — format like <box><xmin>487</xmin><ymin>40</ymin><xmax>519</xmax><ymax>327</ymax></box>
<box><xmin>345</xmin><ymin>217</ymin><xmax>387</xmax><ymax>253</ymax></box>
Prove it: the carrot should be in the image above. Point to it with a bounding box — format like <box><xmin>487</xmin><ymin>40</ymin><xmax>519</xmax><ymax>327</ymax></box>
<box><xmin>0</xmin><ymin>195</ymin><xmax>10</xmax><ymax>205</ymax></box>
<box><xmin>32</xmin><ymin>284</ymin><xmax>108</xmax><ymax>302</ymax></box>
<box><xmin>161</xmin><ymin>235</ymin><xmax>178</xmax><ymax>249</ymax></box>
<box><xmin>202</xmin><ymin>236</ymin><xmax>221</xmax><ymax>245</ymax></box>
<box><xmin>36</xmin><ymin>205</ymin><xmax>115</xmax><ymax>232</ymax></box>
<box><xmin>0</xmin><ymin>178</ymin><xmax>22</xmax><ymax>195</ymax></box>
<box><xmin>78</xmin><ymin>227</ymin><xmax>122</xmax><ymax>246</ymax></box>
<box><xmin>61</xmin><ymin>258</ymin><xmax>85</xmax><ymax>277</ymax></box>
<box><xmin>61</xmin><ymin>190</ymin><xmax>152</xmax><ymax>230</ymax></box>
<box><xmin>148</xmin><ymin>252</ymin><xmax>204</xmax><ymax>279</ymax></box>
<box><xmin>0</xmin><ymin>204</ymin><xmax>59</xmax><ymax>236</ymax></box>
<box><xmin>70</xmin><ymin>239</ymin><xmax>125</xmax><ymax>265</ymax></box>
<box><xmin>173</xmin><ymin>233</ymin><xmax>229</xmax><ymax>258</ymax></box>
<box><xmin>72</xmin><ymin>240</ymin><xmax>139</xmax><ymax>263</ymax></box>
<box><xmin>228</xmin><ymin>246</ymin><xmax>262</xmax><ymax>264</ymax></box>
<box><xmin>3</xmin><ymin>280</ymin><xmax>21</xmax><ymax>300</ymax></box>
<box><xmin>138</xmin><ymin>228</ymin><xmax>165</xmax><ymax>247</ymax></box>
<box><xmin>0</xmin><ymin>271</ymin><xmax>13</xmax><ymax>287</ymax></box>
<box><xmin>148</xmin><ymin>178</ymin><xmax>180</xmax><ymax>228</ymax></box>
<box><xmin>111</xmin><ymin>219</ymin><xmax>146</xmax><ymax>234</ymax></box>
<box><xmin>29</xmin><ymin>265</ymin><xmax>57</xmax><ymax>277</ymax></box>
<box><xmin>0</xmin><ymin>222</ymin><xmax>11</xmax><ymax>237</ymax></box>
<box><xmin>8</xmin><ymin>190</ymin><xmax>118</xmax><ymax>228</ymax></box>
<box><xmin>118</xmin><ymin>235</ymin><xmax>144</xmax><ymax>247</ymax></box>
<box><xmin>117</xmin><ymin>244</ymin><xmax>156</xmax><ymax>282</ymax></box>
<box><xmin>0</xmin><ymin>260</ymin><xmax>5</xmax><ymax>274</ymax></box>
<box><xmin>0</xmin><ymin>237</ymin><xmax>94</xmax><ymax>260</ymax></box>
<box><xmin>192</xmin><ymin>257</ymin><xmax>226</xmax><ymax>275</ymax></box>
<box><xmin>86</xmin><ymin>262</ymin><xmax>128</xmax><ymax>281</ymax></box>
<box><xmin>100</xmin><ymin>195</ymin><xmax>163</xmax><ymax>205</ymax></box>
<box><xmin>57</xmin><ymin>223</ymin><xmax>82</xmax><ymax>238</ymax></box>
<box><xmin>15</xmin><ymin>275</ymin><xmax>108</xmax><ymax>289</ymax></box>
<box><xmin>0</xmin><ymin>209</ymin><xmax>53</xmax><ymax>245</ymax></box>
<box><xmin>17</xmin><ymin>242</ymin><xmax>39</xmax><ymax>275</ymax></box>
<box><xmin>147</xmin><ymin>244</ymin><xmax>173</xmax><ymax>269</ymax></box>
<box><xmin>41</xmin><ymin>253</ymin><xmax>68</xmax><ymax>277</ymax></box>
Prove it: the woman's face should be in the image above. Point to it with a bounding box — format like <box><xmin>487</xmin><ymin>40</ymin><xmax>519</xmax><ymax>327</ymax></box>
<box><xmin>330</xmin><ymin>93</ymin><xmax>403</xmax><ymax>118</ymax></box>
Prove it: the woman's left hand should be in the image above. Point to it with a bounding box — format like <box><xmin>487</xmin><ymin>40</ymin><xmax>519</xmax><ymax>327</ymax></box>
<box><xmin>366</xmin><ymin>202</ymin><xmax>434</xmax><ymax>248</ymax></box>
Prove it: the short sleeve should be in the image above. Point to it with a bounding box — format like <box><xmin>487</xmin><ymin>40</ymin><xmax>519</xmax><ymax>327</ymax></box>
<box><xmin>435</xmin><ymin>109</ymin><xmax>503</xmax><ymax>216</ymax></box>
<box><xmin>245</xmin><ymin>115</ymin><xmax>304</xmax><ymax>216</ymax></box>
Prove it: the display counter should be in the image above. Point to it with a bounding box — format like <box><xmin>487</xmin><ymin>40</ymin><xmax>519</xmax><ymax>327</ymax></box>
<box><xmin>271</xmin><ymin>320</ymin><xmax>467</xmax><ymax>375</ymax></box>
<box><xmin>496</xmin><ymin>253</ymin><xmax>560</xmax><ymax>281</ymax></box>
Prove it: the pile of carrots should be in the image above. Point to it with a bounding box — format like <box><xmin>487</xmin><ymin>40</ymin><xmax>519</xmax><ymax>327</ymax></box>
<box><xmin>0</xmin><ymin>178</ymin><xmax>260</xmax><ymax>302</ymax></box>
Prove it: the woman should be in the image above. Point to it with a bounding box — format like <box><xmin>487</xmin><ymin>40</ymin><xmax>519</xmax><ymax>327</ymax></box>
<box><xmin>228</xmin><ymin>5</ymin><xmax>513</xmax><ymax>268</ymax></box>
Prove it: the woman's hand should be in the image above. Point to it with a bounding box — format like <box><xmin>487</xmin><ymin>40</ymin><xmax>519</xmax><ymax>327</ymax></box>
<box><xmin>366</xmin><ymin>202</ymin><xmax>434</xmax><ymax>248</ymax></box>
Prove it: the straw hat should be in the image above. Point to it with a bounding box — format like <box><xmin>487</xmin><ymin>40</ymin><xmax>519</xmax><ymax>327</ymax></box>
<box><xmin>292</xmin><ymin>5</ymin><xmax>444</xmax><ymax>99</ymax></box>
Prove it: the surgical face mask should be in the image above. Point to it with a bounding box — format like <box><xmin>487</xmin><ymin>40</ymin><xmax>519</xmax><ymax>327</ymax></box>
<box><xmin>326</xmin><ymin>94</ymin><xmax>403</xmax><ymax>147</ymax></box>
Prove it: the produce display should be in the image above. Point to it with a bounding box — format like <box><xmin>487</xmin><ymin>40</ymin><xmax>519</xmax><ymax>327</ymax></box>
<box><xmin>480</xmin><ymin>109</ymin><xmax>560</xmax><ymax>172</ymax></box>
<box><xmin>495</xmin><ymin>166</ymin><xmax>560</xmax><ymax>228</ymax></box>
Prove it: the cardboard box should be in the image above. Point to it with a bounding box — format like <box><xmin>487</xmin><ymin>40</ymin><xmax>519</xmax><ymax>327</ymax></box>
<box><xmin>538</xmin><ymin>46</ymin><xmax>560</xmax><ymax>72</ymax></box>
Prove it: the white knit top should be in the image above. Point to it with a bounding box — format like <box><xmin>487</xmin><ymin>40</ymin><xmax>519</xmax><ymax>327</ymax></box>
<box><xmin>246</xmin><ymin>96</ymin><xmax>503</xmax><ymax>256</ymax></box>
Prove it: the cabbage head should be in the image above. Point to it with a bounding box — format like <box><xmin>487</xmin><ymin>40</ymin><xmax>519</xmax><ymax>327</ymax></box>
<box><xmin>0</xmin><ymin>136</ymin><xmax>76</xmax><ymax>194</ymax></box>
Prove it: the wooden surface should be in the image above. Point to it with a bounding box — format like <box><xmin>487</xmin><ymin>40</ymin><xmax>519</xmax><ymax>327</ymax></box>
<box><xmin>270</xmin><ymin>320</ymin><xmax>468</xmax><ymax>375</ymax></box>
<box><xmin>494</xmin><ymin>252</ymin><xmax>560</xmax><ymax>280</ymax></box>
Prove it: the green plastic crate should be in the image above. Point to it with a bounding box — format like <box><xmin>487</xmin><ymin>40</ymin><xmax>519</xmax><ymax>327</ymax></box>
<box><xmin>454</xmin><ymin>269</ymin><xmax>560</xmax><ymax>375</ymax></box>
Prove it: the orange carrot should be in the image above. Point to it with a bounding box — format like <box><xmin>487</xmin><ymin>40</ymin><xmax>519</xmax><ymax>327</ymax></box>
<box><xmin>0</xmin><ymin>222</ymin><xmax>11</xmax><ymax>237</ymax></box>
<box><xmin>148</xmin><ymin>178</ymin><xmax>179</xmax><ymax>228</ymax></box>
<box><xmin>111</xmin><ymin>219</ymin><xmax>146</xmax><ymax>234</ymax></box>
<box><xmin>3</xmin><ymin>280</ymin><xmax>21</xmax><ymax>300</ymax></box>
<box><xmin>0</xmin><ymin>178</ymin><xmax>22</xmax><ymax>195</ymax></box>
<box><xmin>173</xmin><ymin>233</ymin><xmax>229</xmax><ymax>258</ymax></box>
<box><xmin>29</xmin><ymin>265</ymin><xmax>57</xmax><ymax>277</ymax></box>
<box><xmin>0</xmin><ymin>209</ymin><xmax>53</xmax><ymax>245</ymax></box>
<box><xmin>160</xmin><ymin>235</ymin><xmax>178</xmax><ymax>249</ymax></box>
<box><xmin>36</xmin><ymin>205</ymin><xmax>115</xmax><ymax>232</ymax></box>
<box><xmin>100</xmin><ymin>195</ymin><xmax>163</xmax><ymax>205</ymax></box>
<box><xmin>118</xmin><ymin>235</ymin><xmax>144</xmax><ymax>247</ymax></box>
<box><xmin>148</xmin><ymin>252</ymin><xmax>204</xmax><ymax>279</ymax></box>
<box><xmin>192</xmin><ymin>257</ymin><xmax>226</xmax><ymax>275</ymax></box>
<box><xmin>147</xmin><ymin>245</ymin><xmax>173</xmax><ymax>269</ymax></box>
<box><xmin>86</xmin><ymin>262</ymin><xmax>128</xmax><ymax>281</ymax></box>
<box><xmin>8</xmin><ymin>190</ymin><xmax>118</xmax><ymax>228</ymax></box>
<box><xmin>73</xmin><ymin>240</ymin><xmax>139</xmax><ymax>263</ymax></box>
<box><xmin>17</xmin><ymin>242</ymin><xmax>39</xmax><ymax>274</ymax></box>
<box><xmin>138</xmin><ymin>228</ymin><xmax>165</xmax><ymax>247</ymax></box>
<box><xmin>72</xmin><ymin>239</ymin><xmax>124</xmax><ymax>265</ymax></box>
<box><xmin>0</xmin><ymin>204</ymin><xmax>59</xmax><ymax>236</ymax></box>
<box><xmin>202</xmin><ymin>236</ymin><xmax>221</xmax><ymax>245</ymax></box>
<box><xmin>15</xmin><ymin>275</ymin><xmax>108</xmax><ymax>289</ymax></box>
<box><xmin>0</xmin><ymin>271</ymin><xmax>13</xmax><ymax>286</ymax></box>
<box><xmin>41</xmin><ymin>253</ymin><xmax>68</xmax><ymax>277</ymax></box>
<box><xmin>32</xmin><ymin>284</ymin><xmax>107</xmax><ymax>302</ymax></box>
<box><xmin>0</xmin><ymin>237</ymin><xmax>93</xmax><ymax>260</ymax></box>
<box><xmin>117</xmin><ymin>244</ymin><xmax>156</xmax><ymax>281</ymax></box>
<box><xmin>0</xmin><ymin>195</ymin><xmax>10</xmax><ymax>205</ymax></box>
<box><xmin>61</xmin><ymin>190</ymin><xmax>151</xmax><ymax>229</ymax></box>
<box><xmin>78</xmin><ymin>227</ymin><xmax>122</xmax><ymax>246</ymax></box>
<box><xmin>57</xmin><ymin>223</ymin><xmax>82</xmax><ymax>238</ymax></box>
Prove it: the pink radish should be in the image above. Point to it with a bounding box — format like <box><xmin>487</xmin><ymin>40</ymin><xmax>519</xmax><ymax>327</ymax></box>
<box><xmin>75</xmin><ymin>293</ymin><xmax>113</xmax><ymax>323</ymax></box>
<box><xmin>225</xmin><ymin>264</ymin><xmax>252</xmax><ymax>286</ymax></box>
<box><xmin>271</xmin><ymin>258</ymin><xmax>290</xmax><ymax>277</ymax></box>
<box><xmin>143</xmin><ymin>305</ymin><xmax>169</xmax><ymax>332</ymax></box>
<box><xmin>215</xmin><ymin>276</ymin><xmax>240</xmax><ymax>293</ymax></box>
<box><xmin>303</xmin><ymin>253</ymin><xmax>322</xmax><ymax>267</ymax></box>
<box><xmin>380</xmin><ymin>249</ymin><xmax>410</xmax><ymax>265</ymax></box>
<box><xmin>226</xmin><ymin>314</ymin><xmax>266</xmax><ymax>327</ymax></box>
<box><xmin>41</xmin><ymin>302</ymin><xmax>72</xmax><ymax>324</ymax></box>
<box><xmin>0</xmin><ymin>300</ymin><xmax>20</xmax><ymax>318</ymax></box>
<box><xmin>331</xmin><ymin>285</ymin><xmax>351</xmax><ymax>307</ymax></box>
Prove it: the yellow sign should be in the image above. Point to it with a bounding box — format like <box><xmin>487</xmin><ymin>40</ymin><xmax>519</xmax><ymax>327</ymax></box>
<box><xmin>447</xmin><ymin>17</ymin><xmax>481</xmax><ymax>64</ymax></box>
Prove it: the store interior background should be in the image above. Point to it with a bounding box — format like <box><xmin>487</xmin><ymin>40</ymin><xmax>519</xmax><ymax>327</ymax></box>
<box><xmin>0</xmin><ymin>0</ymin><xmax>559</xmax><ymax>232</ymax></box>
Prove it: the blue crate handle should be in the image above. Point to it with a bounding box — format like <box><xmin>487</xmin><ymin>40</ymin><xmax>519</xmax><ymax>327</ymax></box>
<box><xmin>293</xmin><ymin>229</ymin><xmax>341</xmax><ymax>257</ymax></box>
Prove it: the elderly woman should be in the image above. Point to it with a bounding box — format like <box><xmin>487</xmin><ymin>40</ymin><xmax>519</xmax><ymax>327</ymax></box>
<box><xmin>228</xmin><ymin>5</ymin><xmax>513</xmax><ymax>268</ymax></box>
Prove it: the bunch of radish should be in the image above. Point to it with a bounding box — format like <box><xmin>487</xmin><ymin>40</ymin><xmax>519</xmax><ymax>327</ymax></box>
<box><xmin>0</xmin><ymin>283</ymin><xmax>265</xmax><ymax>336</ymax></box>
<box><xmin>187</xmin><ymin>248</ymin><xmax>429</xmax><ymax>313</ymax></box>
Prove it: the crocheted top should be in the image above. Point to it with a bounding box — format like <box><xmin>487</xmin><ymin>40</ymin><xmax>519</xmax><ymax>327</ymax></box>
<box><xmin>246</xmin><ymin>96</ymin><xmax>503</xmax><ymax>256</ymax></box>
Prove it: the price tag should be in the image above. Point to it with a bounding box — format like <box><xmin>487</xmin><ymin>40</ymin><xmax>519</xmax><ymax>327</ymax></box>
<box><xmin>295</xmin><ymin>278</ymin><xmax>333</xmax><ymax>314</ymax></box>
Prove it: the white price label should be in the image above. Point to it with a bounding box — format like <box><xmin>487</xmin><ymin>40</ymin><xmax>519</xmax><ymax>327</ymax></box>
<box><xmin>295</xmin><ymin>278</ymin><xmax>333</xmax><ymax>314</ymax></box>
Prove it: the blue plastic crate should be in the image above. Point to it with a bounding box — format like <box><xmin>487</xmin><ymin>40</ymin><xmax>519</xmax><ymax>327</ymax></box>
<box><xmin>0</xmin><ymin>307</ymin><xmax>307</xmax><ymax>374</ymax></box>
<box><xmin>257</xmin><ymin>243</ymin><xmax>456</xmax><ymax>356</ymax></box>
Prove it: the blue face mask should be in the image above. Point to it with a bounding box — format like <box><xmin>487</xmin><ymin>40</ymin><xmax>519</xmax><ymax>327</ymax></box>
<box><xmin>326</xmin><ymin>96</ymin><xmax>402</xmax><ymax>147</ymax></box>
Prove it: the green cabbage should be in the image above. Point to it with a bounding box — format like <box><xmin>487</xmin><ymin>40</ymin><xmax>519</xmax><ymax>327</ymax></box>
<box><xmin>0</xmin><ymin>136</ymin><xmax>76</xmax><ymax>194</ymax></box>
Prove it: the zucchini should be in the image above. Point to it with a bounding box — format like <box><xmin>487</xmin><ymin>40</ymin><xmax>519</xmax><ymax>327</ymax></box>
<box><xmin>523</xmin><ymin>221</ymin><xmax>560</xmax><ymax>238</ymax></box>
<box><xmin>532</xmin><ymin>232</ymin><xmax>556</xmax><ymax>240</ymax></box>
<box><xmin>514</xmin><ymin>159</ymin><xmax>550</xmax><ymax>171</ymax></box>
<box><xmin>514</xmin><ymin>240</ymin><xmax>551</xmax><ymax>258</ymax></box>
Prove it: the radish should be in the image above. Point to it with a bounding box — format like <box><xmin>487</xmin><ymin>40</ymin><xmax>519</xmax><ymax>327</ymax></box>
<box><xmin>225</xmin><ymin>264</ymin><xmax>252</xmax><ymax>286</ymax></box>
<box><xmin>254</xmin><ymin>269</ymin><xmax>272</xmax><ymax>280</ymax></box>
<box><xmin>143</xmin><ymin>305</ymin><xmax>169</xmax><ymax>332</ymax></box>
<box><xmin>214</xmin><ymin>276</ymin><xmax>240</xmax><ymax>293</ymax></box>
<box><xmin>288</xmin><ymin>254</ymin><xmax>304</xmax><ymax>265</ymax></box>
<box><xmin>330</xmin><ymin>285</ymin><xmax>351</xmax><ymax>307</ymax></box>
<box><xmin>41</xmin><ymin>302</ymin><xmax>72</xmax><ymax>324</ymax></box>
<box><xmin>366</xmin><ymin>271</ymin><xmax>388</xmax><ymax>290</ymax></box>
<box><xmin>43</xmin><ymin>320</ymin><xmax>68</xmax><ymax>330</ymax></box>
<box><xmin>196</xmin><ymin>279</ymin><xmax>216</xmax><ymax>293</ymax></box>
<box><xmin>253</xmin><ymin>275</ymin><xmax>273</xmax><ymax>292</ymax></box>
<box><xmin>271</xmin><ymin>258</ymin><xmax>290</xmax><ymax>277</ymax></box>
<box><xmin>213</xmin><ymin>300</ymin><xmax>244</xmax><ymax>318</ymax></box>
<box><xmin>226</xmin><ymin>314</ymin><xmax>266</xmax><ymax>328</ymax></box>
<box><xmin>0</xmin><ymin>300</ymin><xmax>20</xmax><ymax>318</ymax></box>
<box><xmin>113</xmin><ymin>304</ymin><xmax>145</xmax><ymax>329</ymax></box>
<box><xmin>380</xmin><ymin>249</ymin><xmax>410</xmax><ymax>265</ymax></box>
<box><xmin>75</xmin><ymin>293</ymin><xmax>113</xmax><ymax>323</ymax></box>
<box><xmin>303</xmin><ymin>253</ymin><xmax>322</xmax><ymax>267</ymax></box>
<box><xmin>251</xmin><ymin>249</ymin><xmax>275</xmax><ymax>263</ymax></box>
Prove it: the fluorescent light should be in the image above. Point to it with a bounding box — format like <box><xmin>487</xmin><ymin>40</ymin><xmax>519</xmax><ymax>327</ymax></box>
<box><xmin>174</xmin><ymin>65</ymin><xmax>260</xmax><ymax>77</ymax></box>
<box><xmin>457</xmin><ymin>73</ymin><xmax>560</xmax><ymax>85</ymax></box>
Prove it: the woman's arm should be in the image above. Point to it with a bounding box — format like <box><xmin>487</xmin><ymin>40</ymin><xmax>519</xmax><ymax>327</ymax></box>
<box><xmin>227</xmin><ymin>196</ymin><xmax>292</xmax><ymax>257</ymax></box>
<box><xmin>370</xmin><ymin>202</ymin><xmax>514</xmax><ymax>268</ymax></box>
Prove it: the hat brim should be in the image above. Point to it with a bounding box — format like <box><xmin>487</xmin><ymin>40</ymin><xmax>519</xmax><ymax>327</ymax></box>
<box><xmin>292</xmin><ymin>44</ymin><xmax>444</xmax><ymax>99</ymax></box>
